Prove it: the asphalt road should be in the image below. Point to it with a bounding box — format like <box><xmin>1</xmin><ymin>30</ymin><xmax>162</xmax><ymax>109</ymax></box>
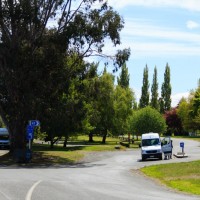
<box><xmin>0</xmin><ymin>138</ymin><xmax>199</xmax><ymax>200</ymax></box>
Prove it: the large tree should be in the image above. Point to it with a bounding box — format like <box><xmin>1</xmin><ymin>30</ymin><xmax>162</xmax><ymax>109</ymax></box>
<box><xmin>96</xmin><ymin>71</ymin><xmax>115</xmax><ymax>143</ymax></box>
<box><xmin>139</xmin><ymin>65</ymin><xmax>149</xmax><ymax>108</ymax></box>
<box><xmin>82</xmin><ymin>63</ymin><xmax>100</xmax><ymax>142</ymax></box>
<box><xmin>0</xmin><ymin>0</ymin><xmax>130</xmax><ymax>161</ymax></box>
<box><xmin>150</xmin><ymin>66</ymin><xmax>159</xmax><ymax>110</ymax></box>
<box><xmin>177</xmin><ymin>97</ymin><xmax>193</xmax><ymax>132</ymax></box>
<box><xmin>177</xmin><ymin>81</ymin><xmax>200</xmax><ymax>134</ymax></box>
<box><xmin>130</xmin><ymin>106</ymin><xmax>166</xmax><ymax>135</ymax></box>
<box><xmin>43</xmin><ymin>55</ymin><xmax>96</xmax><ymax>148</ymax></box>
<box><xmin>112</xmin><ymin>86</ymin><xmax>135</xmax><ymax>136</ymax></box>
<box><xmin>164</xmin><ymin>108</ymin><xmax>183</xmax><ymax>136</ymax></box>
<box><xmin>160</xmin><ymin>63</ymin><xmax>172</xmax><ymax>113</ymax></box>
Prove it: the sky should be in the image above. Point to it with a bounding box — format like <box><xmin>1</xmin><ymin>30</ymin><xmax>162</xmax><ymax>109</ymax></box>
<box><xmin>102</xmin><ymin>0</ymin><xmax>200</xmax><ymax>107</ymax></box>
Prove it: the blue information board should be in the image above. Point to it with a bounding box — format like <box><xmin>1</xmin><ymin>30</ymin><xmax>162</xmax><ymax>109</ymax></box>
<box><xmin>180</xmin><ymin>142</ymin><xmax>184</xmax><ymax>148</ymax></box>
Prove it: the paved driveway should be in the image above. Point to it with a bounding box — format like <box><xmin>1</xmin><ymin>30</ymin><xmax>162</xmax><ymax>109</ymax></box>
<box><xmin>0</xmin><ymin>138</ymin><xmax>199</xmax><ymax>200</ymax></box>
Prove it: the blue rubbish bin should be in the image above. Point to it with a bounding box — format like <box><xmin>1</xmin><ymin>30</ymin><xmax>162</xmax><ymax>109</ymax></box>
<box><xmin>25</xmin><ymin>149</ymin><xmax>32</xmax><ymax>162</ymax></box>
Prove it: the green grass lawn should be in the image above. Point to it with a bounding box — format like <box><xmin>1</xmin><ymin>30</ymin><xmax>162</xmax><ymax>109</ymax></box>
<box><xmin>141</xmin><ymin>161</ymin><xmax>200</xmax><ymax>195</ymax></box>
<box><xmin>173</xmin><ymin>136</ymin><xmax>200</xmax><ymax>142</ymax></box>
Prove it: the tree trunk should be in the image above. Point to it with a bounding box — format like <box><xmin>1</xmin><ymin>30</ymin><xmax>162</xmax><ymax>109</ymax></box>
<box><xmin>10</xmin><ymin>123</ymin><xmax>27</xmax><ymax>163</ymax></box>
<box><xmin>63</xmin><ymin>135</ymin><xmax>68</xmax><ymax>148</ymax></box>
<box><xmin>102</xmin><ymin>130</ymin><xmax>107</xmax><ymax>144</ymax></box>
<box><xmin>136</xmin><ymin>134</ymin><xmax>139</xmax><ymax>141</ymax></box>
<box><xmin>88</xmin><ymin>132</ymin><xmax>94</xmax><ymax>142</ymax></box>
<box><xmin>128</xmin><ymin>133</ymin><xmax>130</xmax><ymax>144</ymax></box>
<box><xmin>50</xmin><ymin>135</ymin><xmax>54</xmax><ymax>149</ymax></box>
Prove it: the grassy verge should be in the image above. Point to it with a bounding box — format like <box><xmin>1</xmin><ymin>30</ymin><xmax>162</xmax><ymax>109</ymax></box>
<box><xmin>0</xmin><ymin>136</ymin><xmax>141</xmax><ymax>165</ymax></box>
<box><xmin>173</xmin><ymin>136</ymin><xmax>200</xmax><ymax>142</ymax></box>
<box><xmin>141</xmin><ymin>161</ymin><xmax>200</xmax><ymax>195</ymax></box>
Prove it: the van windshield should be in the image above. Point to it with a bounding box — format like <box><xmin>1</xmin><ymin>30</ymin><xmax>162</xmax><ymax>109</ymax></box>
<box><xmin>142</xmin><ymin>138</ymin><xmax>160</xmax><ymax>146</ymax></box>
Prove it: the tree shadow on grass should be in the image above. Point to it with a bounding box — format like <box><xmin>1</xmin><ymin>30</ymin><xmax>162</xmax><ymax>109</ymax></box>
<box><xmin>0</xmin><ymin>145</ymin><xmax>86</xmax><ymax>168</ymax></box>
<box><xmin>0</xmin><ymin>150</ymin><xmax>107</xmax><ymax>169</ymax></box>
<box><xmin>0</xmin><ymin>141</ymin><xmax>123</xmax><ymax>168</ymax></box>
<box><xmin>32</xmin><ymin>143</ymin><xmax>86</xmax><ymax>151</ymax></box>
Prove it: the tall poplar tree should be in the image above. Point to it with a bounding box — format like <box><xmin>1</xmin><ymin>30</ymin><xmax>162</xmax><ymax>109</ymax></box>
<box><xmin>117</xmin><ymin>63</ymin><xmax>129</xmax><ymax>88</ymax></box>
<box><xmin>151</xmin><ymin>66</ymin><xmax>159</xmax><ymax>110</ymax></box>
<box><xmin>160</xmin><ymin>63</ymin><xmax>172</xmax><ymax>113</ymax></box>
<box><xmin>139</xmin><ymin>65</ymin><xmax>149</xmax><ymax>108</ymax></box>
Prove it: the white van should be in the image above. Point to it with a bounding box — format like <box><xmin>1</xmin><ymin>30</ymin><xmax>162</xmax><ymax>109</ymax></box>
<box><xmin>0</xmin><ymin>128</ymin><xmax>10</xmax><ymax>149</ymax></box>
<box><xmin>140</xmin><ymin>133</ymin><xmax>172</xmax><ymax>161</ymax></box>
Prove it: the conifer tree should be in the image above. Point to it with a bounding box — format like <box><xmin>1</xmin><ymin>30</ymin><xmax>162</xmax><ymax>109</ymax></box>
<box><xmin>160</xmin><ymin>63</ymin><xmax>172</xmax><ymax>113</ymax></box>
<box><xmin>139</xmin><ymin>65</ymin><xmax>149</xmax><ymax>108</ymax></box>
<box><xmin>117</xmin><ymin>63</ymin><xmax>130</xmax><ymax>88</ymax></box>
<box><xmin>151</xmin><ymin>66</ymin><xmax>159</xmax><ymax>110</ymax></box>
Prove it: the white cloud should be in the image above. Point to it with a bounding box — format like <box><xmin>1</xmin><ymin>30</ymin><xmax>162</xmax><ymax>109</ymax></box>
<box><xmin>102</xmin><ymin>19</ymin><xmax>200</xmax><ymax>58</ymax></box>
<box><xmin>100</xmin><ymin>40</ymin><xmax>200</xmax><ymax>60</ymax></box>
<box><xmin>108</xmin><ymin>0</ymin><xmax>200</xmax><ymax>12</ymax></box>
<box><xmin>100</xmin><ymin>18</ymin><xmax>200</xmax><ymax>58</ymax></box>
<box><xmin>186</xmin><ymin>20</ymin><xmax>200</xmax><ymax>29</ymax></box>
<box><xmin>131</xmin><ymin>42</ymin><xmax>200</xmax><ymax>58</ymax></box>
<box><xmin>171</xmin><ymin>92</ymin><xmax>189</xmax><ymax>107</ymax></box>
<box><xmin>122</xmin><ymin>19</ymin><xmax>200</xmax><ymax>44</ymax></box>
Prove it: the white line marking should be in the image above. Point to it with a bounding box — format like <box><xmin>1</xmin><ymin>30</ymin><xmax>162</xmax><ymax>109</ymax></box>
<box><xmin>0</xmin><ymin>190</ymin><xmax>11</xmax><ymax>200</ymax></box>
<box><xmin>25</xmin><ymin>180</ymin><xmax>42</xmax><ymax>200</ymax></box>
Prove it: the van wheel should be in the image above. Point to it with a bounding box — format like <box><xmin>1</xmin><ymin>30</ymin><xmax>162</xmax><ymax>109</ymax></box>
<box><xmin>142</xmin><ymin>155</ymin><xmax>146</xmax><ymax>161</ymax></box>
<box><xmin>159</xmin><ymin>154</ymin><xmax>163</xmax><ymax>160</ymax></box>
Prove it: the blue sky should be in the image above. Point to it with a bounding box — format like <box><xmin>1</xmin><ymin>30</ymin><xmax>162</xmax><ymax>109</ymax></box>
<box><xmin>102</xmin><ymin>0</ymin><xmax>200</xmax><ymax>107</ymax></box>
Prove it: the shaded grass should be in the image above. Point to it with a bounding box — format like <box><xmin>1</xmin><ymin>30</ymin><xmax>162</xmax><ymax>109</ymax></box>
<box><xmin>31</xmin><ymin>150</ymin><xmax>84</xmax><ymax>165</ymax></box>
<box><xmin>0</xmin><ymin>152</ymin><xmax>14</xmax><ymax>165</ymax></box>
<box><xmin>0</xmin><ymin>135</ymin><xmax>141</xmax><ymax>166</ymax></box>
<box><xmin>141</xmin><ymin>161</ymin><xmax>200</xmax><ymax>195</ymax></box>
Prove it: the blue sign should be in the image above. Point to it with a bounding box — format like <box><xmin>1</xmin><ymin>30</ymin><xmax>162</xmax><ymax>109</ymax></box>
<box><xmin>180</xmin><ymin>142</ymin><xmax>184</xmax><ymax>148</ymax></box>
<box><xmin>27</xmin><ymin>125</ymin><xmax>33</xmax><ymax>133</ymax></box>
<box><xmin>26</xmin><ymin>125</ymin><xmax>34</xmax><ymax>140</ymax></box>
<box><xmin>29</xmin><ymin>120</ymin><xmax>40</xmax><ymax>127</ymax></box>
<box><xmin>27</xmin><ymin>132</ymin><xmax>33</xmax><ymax>140</ymax></box>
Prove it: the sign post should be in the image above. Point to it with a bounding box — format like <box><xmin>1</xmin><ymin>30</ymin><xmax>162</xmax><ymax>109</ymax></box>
<box><xmin>26</xmin><ymin>125</ymin><xmax>34</xmax><ymax>150</ymax></box>
<box><xmin>180</xmin><ymin>142</ymin><xmax>184</xmax><ymax>154</ymax></box>
<box><xmin>26</xmin><ymin>120</ymin><xmax>40</xmax><ymax>162</ymax></box>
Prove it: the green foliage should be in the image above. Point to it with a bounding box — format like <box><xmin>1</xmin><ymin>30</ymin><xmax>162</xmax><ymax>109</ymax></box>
<box><xmin>177</xmin><ymin>98</ymin><xmax>193</xmax><ymax>131</ymax></box>
<box><xmin>96</xmin><ymin>72</ymin><xmax>115</xmax><ymax>142</ymax></box>
<box><xmin>177</xmin><ymin>86</ymin><xmax>200</xmax><ymax>132</ymax></box>
<box><xmin>164</xmin><ymin>108</ymin><xmax>183</xmax><ymax>136</ymax></box>
<box><xmin>139</xmin><ymin>65</ymin><xmax>149</xmax><ymax>108</ymax></box>
<box><xmin>130</xmin><ymin>106</ymin><xmax>166</xmax><ymax>135</ymax></box>
<box><xmin>40</xmin><ymin>55</ymin><xmax>91</xmax><ymax>147</ymax></box>
<box><xmin>160</xmin><ymin>63</ymin><xmax>171</xmax><ymax>113</ymax></box>
<box><xmin>113</xmin><ymin>48</ymin><xmax>131</xmax><ymax>72</ymax></box>
<box><xmin>34</xmin><ymin>127</ymin><xmax>47</xmax><ymax>141</ymax></box>
<box><xmin>150</xmin><ymin>66</ymin><xmax>159</xmax><ymax>110</ymax></box>
<box><xmin>112</xmin><ymin>86</ymin><xmax>135</xmax><ymax>135</ymax></box>
<box><xmin>82</xmin><ymin>70</ymin><xmax>115</xmax><ymax>143</ymax></box>
<box><xmin>117</xmin><ymin>63</ymin><xmax>130</xmax><ymax>88</ymax></box>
